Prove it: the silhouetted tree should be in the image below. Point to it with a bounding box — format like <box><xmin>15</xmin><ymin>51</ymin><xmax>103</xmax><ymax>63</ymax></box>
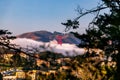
<box><xmin>62</xmin><ymin>0</ymin><xmax>120</xmax><ymax>79</ymax></box>
<box><xmin>0</xmin><ymin>72</ymin><xmax>3</xmax><ymax>80</ymax></box>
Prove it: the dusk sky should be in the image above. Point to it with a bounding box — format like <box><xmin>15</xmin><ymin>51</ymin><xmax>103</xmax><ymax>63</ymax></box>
<box><xmin>0</xmin><ymin>0</ymin><xmax>100</xmax><ymax>35</ymax></box>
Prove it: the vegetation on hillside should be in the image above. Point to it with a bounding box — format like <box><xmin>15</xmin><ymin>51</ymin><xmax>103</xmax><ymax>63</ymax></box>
<box><xmin>0</xmin><ymin>0</ymin><xmax>120</xmax><ymax>80</ymax></box>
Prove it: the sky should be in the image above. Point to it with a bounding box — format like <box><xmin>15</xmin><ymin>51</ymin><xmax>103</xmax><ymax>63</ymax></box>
<box><xmin>0</xmin><ymin>0</ymin><xmax>100</xmax><ymax>35</ymax></box>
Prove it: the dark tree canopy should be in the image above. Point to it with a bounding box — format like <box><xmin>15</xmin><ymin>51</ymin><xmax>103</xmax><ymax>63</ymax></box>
<box><xmin>0</xmin><ymin>29</ymin><xmax>39</xmax><ymax>59</ymax></box>
<box><xmin>62</xmin><ymin>0</ymin><xmax>120</xmax><ymax>79</ymax></box>
<box><xmin>62</xmin><ymin>0</ymin><xmax>120</xmax><ymax>48</ymax></box>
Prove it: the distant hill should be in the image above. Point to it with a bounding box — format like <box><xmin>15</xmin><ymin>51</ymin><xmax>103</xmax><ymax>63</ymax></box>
<box><xmin>18</xmin><ymin>30</ymin><xmax>81</xmax><ymax>44</ymax></box>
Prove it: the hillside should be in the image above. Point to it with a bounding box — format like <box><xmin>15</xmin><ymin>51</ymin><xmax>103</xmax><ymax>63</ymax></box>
<box><xmin>18</xmin><ymin>30</ymin><xmax>81</xmax><ymax>44</ymax></box>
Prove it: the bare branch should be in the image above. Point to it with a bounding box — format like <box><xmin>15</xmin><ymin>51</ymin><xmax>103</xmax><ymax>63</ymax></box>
<box><xmin>88</xmin><ymin>9</ymin><xmax>100</xmax><ymax>28</ymax></box>
<box><xmin>74</xmin><ymin>5</ymin><xmax>107</xmax><ymax>21</ymax></box>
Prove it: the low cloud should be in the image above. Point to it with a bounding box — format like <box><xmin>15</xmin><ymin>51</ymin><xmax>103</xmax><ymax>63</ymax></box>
<box><xmin>10</xmin><ymin>38</ymin><xmax>85</xmax><ymax>56</ymax></box>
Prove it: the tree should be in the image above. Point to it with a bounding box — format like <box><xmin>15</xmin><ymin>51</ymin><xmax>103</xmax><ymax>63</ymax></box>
<box><xmin>0</xmin><ymin>30</ymin><xmax>16</xmax><ymax>50</ymax></box>
<box><xmin>62</xmin><ymin>0</ymin><xmax>120</xmax><ymax>79</ymax></box>
<box><xmin>0</xmin><ymin>72</ymin><xmax>3</xmax><ymax>80</ymax></box>
<box><xmin>0</xmin><ymin>29</ymin><xmax>39</xmax><ymax>59</ymax></box>
<box><xmin>10</xmin><ymin>53</ymin><xmax>28</xmax><ymax>67</ymax></box>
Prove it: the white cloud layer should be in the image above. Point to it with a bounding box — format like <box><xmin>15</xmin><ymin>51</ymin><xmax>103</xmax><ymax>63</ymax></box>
<box><xmin>10</xmin><ymin>38</ymin><xmax>85</xmax><ymax>56</ymax></box>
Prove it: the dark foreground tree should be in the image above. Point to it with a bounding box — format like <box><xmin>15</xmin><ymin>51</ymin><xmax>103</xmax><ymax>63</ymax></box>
<box><xmin>62</xmin><ymin>0</ymin><xmax>120</xmax><ymax>79</ymax></box>
<box><xmin>0</xmin><ymin>29</ymin><xmax>39</xmax><ymax>58</ymax></box>
<box><xmin>0</xmin><ymin>72</ymin><xmax>3</xmax><ymax>80</ymax></box>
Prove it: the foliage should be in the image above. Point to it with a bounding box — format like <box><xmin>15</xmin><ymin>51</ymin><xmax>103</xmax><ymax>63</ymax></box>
<box><xmin>1</xmin><ymin>0</ymin><xmax>120</xmax><ymax>79</ymax></box>
<box><xmin>39</xmin><ymin>51</ymin><xmax>64</xmax><ymax>61</ymax></box>
<box><xmin>62</xmin><ymin>20</ymin><xmax>79</xmax><ymax>32</ymax></box>
<box><xmin>10</xmin><ymin>53</ymin><xmax>28</xmax><ymax>67</ymax></box>
<box><xmin>0</xmin><ymin>30</ymin><xmax>16</xmax><ymax>49</ymax></box>
<box><xmin>62</xmin><ymin>0</ymin><xmax>120</xmax><ymax>79</ymax></box>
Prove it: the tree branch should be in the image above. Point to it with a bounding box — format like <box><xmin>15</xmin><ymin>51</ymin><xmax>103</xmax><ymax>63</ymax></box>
<box><xmin>0</xmin><ymin>42</ymin><xmax>38</xmax><ymax>58</ymax></box>
<box><xmin>74</xmin><ymin>6</ymin><xmax>108</xmax><ymax>21</ymax></box>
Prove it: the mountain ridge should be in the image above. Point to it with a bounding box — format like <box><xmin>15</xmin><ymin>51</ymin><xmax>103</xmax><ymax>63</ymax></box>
<box><xmin>18</xmin><ymin>30</ymin><xmax>81</xmax><ymax>44</ymax></box>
